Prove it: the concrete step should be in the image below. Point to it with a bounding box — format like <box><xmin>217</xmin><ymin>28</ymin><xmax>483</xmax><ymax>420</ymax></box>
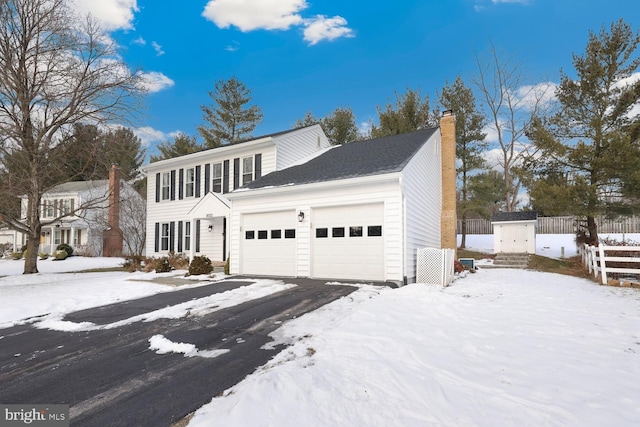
<box><xmin>488</xmin><ymin>253</ymin><xmax>530</xmax><ymax>269</ymax></box>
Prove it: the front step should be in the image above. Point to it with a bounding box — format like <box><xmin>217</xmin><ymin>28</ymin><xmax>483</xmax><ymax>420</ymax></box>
<box><xmin>486</xmin><ymin>253</ymin><xmax>530</xmax><ymax>269</ymax></box>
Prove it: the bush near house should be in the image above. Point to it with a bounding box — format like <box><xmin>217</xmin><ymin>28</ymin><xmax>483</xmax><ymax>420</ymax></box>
<box><xmin>54</xmin><ymin>249</ymin><xmax>68</xmax><ymax>260</ymax></box>
<box><xmin>11</xmin><ymin>251</ymin><xmax>23</xmax><ymax>260</ymax></box>
<box><xmin>39</xmin><ymin>252</ymin><xmax>49</xmax><ymax>260</ymax></box>
<box><xmin>56</xmin><ymin>243</ymin><xmax>73</xmax><ymax>258</ymax></box>
<box><xmin>155</xmin><ymin>257</ymin><xmax>172</xmax><ymax>273</ymax></box>
<box><xmin>189</xmin><ymin>256</ymin><xmax>213</xmax><ymax>276</ymax></box>
<box><xmin>167</xmin><ymin>252</ymin><xmax>189</xmax><ymax>270</ymax></box>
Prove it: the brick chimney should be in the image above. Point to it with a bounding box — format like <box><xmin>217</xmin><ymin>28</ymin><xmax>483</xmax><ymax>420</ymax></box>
<box><xmin>103</xmin><ymin>164</ymin><xmax>123</xmax><ymax>256</ymax></box>
<box><xmin>440</xmin><ymin>110</ymin><xmax>457</xmax><ymax>252</ymax></box>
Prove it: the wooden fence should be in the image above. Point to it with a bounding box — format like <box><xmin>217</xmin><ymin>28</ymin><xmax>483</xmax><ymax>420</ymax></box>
<box><xmin>457</xmin><ymin>216</ymin><xmax>640</xmax><ymax>235</ymax></box>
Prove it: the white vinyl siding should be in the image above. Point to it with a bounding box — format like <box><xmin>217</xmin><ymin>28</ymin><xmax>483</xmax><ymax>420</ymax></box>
<box><xmin>274</xmin><ymin>125</ymin><xmax>330</xmax><ymax>170</ymax></box>
<box><xmin>402</xmin><ymin>132</ymin><xmax>442</xmax><ymax>282</ymax></box>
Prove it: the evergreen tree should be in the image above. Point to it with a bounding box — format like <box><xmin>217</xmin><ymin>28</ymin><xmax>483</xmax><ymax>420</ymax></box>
<box><xmin>294</xmin><ymin>111</ymin><xmax>321</xmax><ymax>128</ymax></box>
<box><xmin>370</xmin><ymin>88</ymin><xmax>437</xmax><ymax>138</ymax></box>
<box><xmin>528</xmin><ymin>19</ymin><xmax>640</xmax><ymax>244</ymax></box>
<box><xmin>322</xmin><ymin>107</ymin><xmax>359</xmax><ymax>145</ymax></box>
<box><xmin>198</xmin><ymin>76</ymin><xmax>263</xmax><ymax>147</ymax></box>
<box><xmin>438</xmin><ymin>76</ymin><xmax>488</xmax><ymax>248</ymax></box>
<box><xmin>467</xmin><ymin>170</ymin><xmax>506</xmax><ymax>218</ymax></box>
<box><xmin>103</xmin><ymin>128</ymin><xmax>146</xmax><ymax>181</ymax></box>
<box><xmin>150</xmin><ymin>133</ymin><xmax>202</xmax><ymax>163</ymax></box>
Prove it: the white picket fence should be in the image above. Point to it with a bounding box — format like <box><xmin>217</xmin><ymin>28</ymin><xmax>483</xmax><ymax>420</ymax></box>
<box><xmin>579</xmin><ymin>243</ymin><xmax>640</xmax><ymax>285</ymax></box>
<box><xmin>416</xmin><ymin>247</ymin><xmax>456</xmax><ymax>286</ymax></box>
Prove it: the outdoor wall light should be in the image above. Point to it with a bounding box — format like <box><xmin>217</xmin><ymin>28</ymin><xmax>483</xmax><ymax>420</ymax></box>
<box><xmin>298</xmin><ymin>211</ymin><xmax>305</xmax><ymax>222</ymax></box>
<box><xmin>208</xmin><ymin>224</ymin><xmax>213</xmax><ymax>232</ymax></box>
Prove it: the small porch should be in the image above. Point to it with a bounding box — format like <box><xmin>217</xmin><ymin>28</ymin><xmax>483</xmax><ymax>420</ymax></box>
<box><xmin>187</xmin><ymin>192</ymin><xmax>231</xmax><ymax>263</ymax></box>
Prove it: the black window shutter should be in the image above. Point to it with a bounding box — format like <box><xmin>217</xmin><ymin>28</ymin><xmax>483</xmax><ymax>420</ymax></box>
<box><xmin>178</xmin><ymin>168</ymin><xmax>184</xmax><ymax>200</ymax></box>
<box><xmin>204</xmin><ymin>164</ymin><xmax>211</xmax><ymax>194</ymax></box>
<box><xmin>195</xmin><ymin>219</ymin><xmax>201</xmax><ymax>253</ymax></box>
<box><xmin>154</xmin><ymin>223</ymin><xmax>160</xmax><ymax>252</ymax></box>
<box><xmin>195</xmin><ymin>165</ymin><xmax>201</xmax><ymax>197</ymax></box>
<box><xmin>255</xmin><ymin>154</ymin><xmax>262</xmax><ymax>179</ymax></box>
<box><xmin>233</xmin><ymin>158</ymin><xmax>240</xmax><ymax>189</ymax></box>
<box><xmin>170</xmin><ymin>170</ymin><xmax>176</xmax><ymax>200</ymax></box>
<box><xmin>223</xmin><ymin>160</ymin><xmax>230</xmax><ymax>193</ymax></box>
<box><xmin>177</xmin><ymin>221</ymin><xmax>183</xmax><ymax>253</ymax></box>
<box><xmin>155</xmin><ymin>173</ymin><xmax>160</xmax><ymax>203</ymax></box>
<box><xmin>169</xmin><ymin>222</ymin><xmax>175</xmax><ymax>252</ymax></box>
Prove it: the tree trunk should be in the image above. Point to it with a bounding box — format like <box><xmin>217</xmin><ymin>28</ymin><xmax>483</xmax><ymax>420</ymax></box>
<box><xmin>23</xmin><ymin>228</ymin><xmax>40</xmax><ymax>274</ymax></box>
<box><xmin>460</xmin><ymin>213</ymin><xmax>467</xmax><ymax>249</ymax></box>
<box><xmin>586</xmin><ymin>215</ymin><xmax>599</xmax><ymax>245</ymax></box>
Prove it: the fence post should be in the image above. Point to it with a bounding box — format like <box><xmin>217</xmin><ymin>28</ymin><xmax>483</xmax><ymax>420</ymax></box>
<box><xmin>598</xmin><ymin>245</ymin><xmax>608</xmax><ymax>285</ymax></box>
<box><xmin>590</xmin><ymin>245</ymin><xmax>598</xmax><ymax>277</ymax></box>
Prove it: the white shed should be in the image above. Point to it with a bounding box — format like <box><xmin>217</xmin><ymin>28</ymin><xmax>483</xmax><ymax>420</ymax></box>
<box><xmin>491</xmin><ymin>211</ymin><xmax>538</xmax><ymax>254</ymax></box>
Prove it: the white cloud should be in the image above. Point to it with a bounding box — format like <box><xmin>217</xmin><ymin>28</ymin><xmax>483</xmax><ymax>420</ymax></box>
<box><xmin>202</xmin><ymin>0</ymin><xmax>306</xmax><ymax>31</ymax></box>
<box><xmin>138</xmin><ymin>72</ymin><xmax>174</xmax><ymax>93</ymax></box>
<box><xmin>303</xmin><ymin>15</ymin><xmax>354</xmax><ymax>45</ymax></box>
<box><xmin>151</xmin><ymin>41</ymin><xmax>165</xmax><ymax>56</ymax></box>
<box><xmin>133</xmin><ymin>127</ymin><xmax>180</xmax><ymax>148</ymax></box>
<box><xmin>202</xmin><ymin>0</ymin><xmax>354</xmax><ymax>45</ymax></box>
<box><xmin>492</xmin><ymin>0</ymin><xmax>529</xmax><ymax>3</ymax></box>
<box><xmin>72</xmin><ymin>0</ymin><xmax>138</xmax><ymax>31</ymax></box>
<box><xmin>132</xmin><ymin>36</ymin><xmax>146</xmax><ymax>46</ymax></box>
<box><xmin>514</xmin><ymin>81</ymin><xmax>557</xmax><ymax>111</ymax></box>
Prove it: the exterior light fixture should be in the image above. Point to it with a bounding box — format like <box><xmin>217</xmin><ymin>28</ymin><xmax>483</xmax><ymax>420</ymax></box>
<box><xmin>298</xmin><ymin>211</ymin><xmax>305</xmax><ymax>222</ymax></box>
<box><xmin>208</xmin><ymin>224</ymin><xmax>213</xmax><ymax>232</ymax></box>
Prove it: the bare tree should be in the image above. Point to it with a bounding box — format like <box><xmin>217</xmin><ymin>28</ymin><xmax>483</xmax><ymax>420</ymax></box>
<box><xmin>0</xmin><ymin>0</ymin><xmax>143</xmax><ymax>273</ymax></box>
<box><xmin>472</xmin><ymin>44</ymin><xmax>551</xmax><ymax>212</ymax></box>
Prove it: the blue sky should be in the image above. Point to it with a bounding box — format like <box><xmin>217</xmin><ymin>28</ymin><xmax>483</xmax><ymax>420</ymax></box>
<box><xmin>75</xmin><ymin>0</ymin><xmax>638</xmax><ymax>157</ymax></box>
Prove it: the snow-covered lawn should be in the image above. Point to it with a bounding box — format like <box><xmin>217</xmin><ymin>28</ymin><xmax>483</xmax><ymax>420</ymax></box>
<box><xmin>1</xmin><ymin>237</ymin><xmax>640</xmax><ymax>426</ymax></box>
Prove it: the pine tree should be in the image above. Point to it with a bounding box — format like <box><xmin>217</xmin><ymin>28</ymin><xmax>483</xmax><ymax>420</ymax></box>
<box><xmin>370</xmin><ymin>88</ymin><xmax>437</xmax><ymax>138</ymax></box>
<box><xmin>438</xmin><ymin>76</ymin><xmax>487</xmax><ymax>248</ymax></box>
<box><xmin>198</xmin><ymin>76</ymin><xmax>263</xmax><ymax>147</ymax></box>
<box><xmin>150</xmin><ymin>133</ymin><xmax>202</xmax><ymax>163</ymax></box>
<box><xmin>528</xmin><ymin>19</ymin><xmax>640</xmax><ymax>244</ymax></box>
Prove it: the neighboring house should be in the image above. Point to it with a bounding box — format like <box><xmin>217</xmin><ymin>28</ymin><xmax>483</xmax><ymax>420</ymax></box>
<box><xmin>227</xmin><ymin>112</ymin><xmax>456</xmax><ymax>284</ymax></box>
<box><xmin>142</xmin><ymin>125</ymin><xmax>331</xmax><ymax>262</ymax></box>
<box><xmin>11</xmin><ymin>166</ymin><xmax>143</xmax><ymax>256</ymax></box>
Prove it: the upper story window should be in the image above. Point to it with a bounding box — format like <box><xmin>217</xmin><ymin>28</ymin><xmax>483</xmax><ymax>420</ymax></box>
<box><xmin>212</xmin><ymin>163</ymin><xmax>222</xmax><ymax>193</ymax></box>
<box><xmin>45</xmin><ymin>200</ymin><xmax>55</xmax><ymax>218</ymax></box>
<box><xmin>185</xmin><ymin>168</ymin><xmax>195</xmax><ymax>197</ymax></box>
<box><xmin>161</xmin><ymin>172</ymin><xmax>170</xmax><ymax>200</ymax></box>
<box><xmin>242</xmin><ymin>157</ymin><xmax>253</xmax><ymax>186</ymax></box>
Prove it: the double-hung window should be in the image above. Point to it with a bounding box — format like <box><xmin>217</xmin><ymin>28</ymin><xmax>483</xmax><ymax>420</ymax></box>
<box><xmin>161</xmin><ymin>223</ymin><xmax>170</xmax><ymax>251</ymax></box>
<box><xmin>161</xmin><ymin>173</ymin><xmax>170</xmax><ymax>200</ymax></box>
<box><xmin>184</xmin><ymin>222</ymin><xmax>191</xmax><ymax>251</ymax></box>
<box><xmin>212</xmin><ymin>163</ymin><xmax>222</xmax><ymax>193</ymax></box>
<box><xmin>242</xmin><ymin>157</ymin><xmax>253</xmax><ymax>185</ymax></box>
<box><xmin>185</xmin><ymin>168</ymin><xmax>195</xmax><ymax>197</ymax></box>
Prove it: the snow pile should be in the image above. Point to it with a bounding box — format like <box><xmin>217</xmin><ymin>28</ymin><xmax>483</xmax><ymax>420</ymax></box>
<box><xmin>189</xmin><ymin>269</ymin><xmax>640</xmax><ymax>427</ymax></box>
<box><xmin>149</xmin><ymin>334</ymin><xmax>229</xmax><ymax>359</ymax></box>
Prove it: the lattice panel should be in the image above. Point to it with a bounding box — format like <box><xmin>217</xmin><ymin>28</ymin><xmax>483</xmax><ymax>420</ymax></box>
<box><xmin>417</xmin><ymin>247</ymin><xmax>455</xmax><ymax>286</ymax></box>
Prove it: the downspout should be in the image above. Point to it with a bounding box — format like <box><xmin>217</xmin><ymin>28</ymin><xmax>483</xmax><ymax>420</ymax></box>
<box><xmin>399</xmin><ymin>175</ymin><xmax>407</xmax><ymax>286</ymax></box>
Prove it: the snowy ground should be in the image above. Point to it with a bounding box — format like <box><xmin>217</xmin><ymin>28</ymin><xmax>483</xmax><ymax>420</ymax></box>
<box><xmin>1</xmin><ymin>237</ymin><xmax>639</xmax><ymax>426</ymax></box>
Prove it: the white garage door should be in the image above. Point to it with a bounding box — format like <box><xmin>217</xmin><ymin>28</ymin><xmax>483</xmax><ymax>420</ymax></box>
<box><xmin>312</xmin><ymin>203</ymin><xmax>385</xmax><ymax>281</ymax></box>
<box><xmin>241</xmin><ymin>210</ymin><xmax>297</xmax><ymax>276</ymax></box>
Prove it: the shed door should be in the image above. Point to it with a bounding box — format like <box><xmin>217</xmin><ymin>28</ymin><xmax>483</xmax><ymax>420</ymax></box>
<box><xmin>501</xmin><ymin>224</ymin><xmax>528</xmax><ymax>253</ymax></box>
<box><xmin>242</xmin><ymin>210</ymin><xmax>296</xmax><ymax>276</ymax></box>
<box><xmin>312</xmin><ymin>203</ymin><xmax>385</xmax><ymax>281</ymax></box>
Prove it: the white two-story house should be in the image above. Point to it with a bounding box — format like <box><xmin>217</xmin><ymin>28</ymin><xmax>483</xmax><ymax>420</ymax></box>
<box><xmin>142</xmin><ymin>125</ymin><xmax>331</xmax><ymax>262</ymax></box>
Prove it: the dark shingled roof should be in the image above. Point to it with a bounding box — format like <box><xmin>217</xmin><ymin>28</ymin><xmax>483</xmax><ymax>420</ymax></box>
<box><xmin>242</xmin><ymin>127</ymin><xmax>438</xmax><ymax>189</ymax></box>
<box><xmin>491</xmin><ymin>211</ymin><xmax>538</xmax><ymax>222</ymax></box>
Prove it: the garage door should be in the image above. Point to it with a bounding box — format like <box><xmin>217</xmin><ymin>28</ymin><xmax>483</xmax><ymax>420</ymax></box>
<box><xmin>312</xmin><ymin>203</ymin><xmax>384</xmax><ymax>281</ymax></box>
<box><xmin>242</xmin><ymin>210</ymin><xmax>297</xmax><ymax>276</ymax></box>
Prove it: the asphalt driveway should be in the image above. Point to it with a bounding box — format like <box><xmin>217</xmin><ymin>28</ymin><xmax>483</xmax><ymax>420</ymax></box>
<box><xmin>0</xmin><ymin>277</ymin><xmax>359</xmax><ymax>427</ymax></box>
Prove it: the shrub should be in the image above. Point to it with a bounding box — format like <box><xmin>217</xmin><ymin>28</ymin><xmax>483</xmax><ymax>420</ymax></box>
<box><xmin>168</xmin><ymin>251</ymin><xmax>189</xmax><ymax>270</ymax></box>
<box><xmin>123</xmin><ymin>255</ymin><xmax>144</xmax><ymax>272</ymax></box>
<box><xmin>56</xmin><ymin>243</ymin><xmax>73</xmax><ymax>257</ymax></box>
<box><xmin>155</xmin><ymin>256</ymin><xmax>172</xmax><ymax>273</ymax></box>
<box><xmin>54</xmin><ymin>249</ymin><xmax>68</xmax><ymax>260</ymax></box>
<box><xmin>11</xmin><ymin>251</ymin><xmax>23</xmax><ymax>260</ymax></box>
<box><xmin>39</xmin><ymin>252</ymin><xmax>49</xmax><ymax>260</ymax></box>
<box><xmin>454</xmin><ymin>260</ymin><xmax>465</xmax><ymax>273</ymax></box>
<box><xmin>189</xmin><ymin>256</ymin><xmax>213</xmax><ymax>276</ymax></box>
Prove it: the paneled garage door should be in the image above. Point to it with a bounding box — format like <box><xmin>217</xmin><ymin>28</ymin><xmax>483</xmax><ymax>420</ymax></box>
<box><xmin>312</xmin><ymin>203</ymin><xmax>384</xmax><ymax>281</ymax></box>
<box><xmin>242</xmin><ymin>210</ymin><xmax>297</xmax><ymax>276</ymax></box>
